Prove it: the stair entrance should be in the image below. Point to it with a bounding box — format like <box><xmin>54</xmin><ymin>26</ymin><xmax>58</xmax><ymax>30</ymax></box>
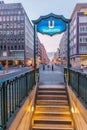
<box><xmin>31</xmin><ymin>65</ymin><xmax>75</xmax><ymax>130</ymax></box>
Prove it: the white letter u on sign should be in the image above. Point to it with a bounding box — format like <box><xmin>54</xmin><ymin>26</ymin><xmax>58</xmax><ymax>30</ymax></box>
<box><xmin>48</xmin><ymin>20</ymin><xmax>54</xmax><ymax>28</ymax></box>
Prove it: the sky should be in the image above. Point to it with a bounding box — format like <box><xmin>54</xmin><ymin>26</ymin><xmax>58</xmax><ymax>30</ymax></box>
<box><xmin>4</xmin><ymin>0</ymin><xmax>87</xmax><ymax>52</ymax></box>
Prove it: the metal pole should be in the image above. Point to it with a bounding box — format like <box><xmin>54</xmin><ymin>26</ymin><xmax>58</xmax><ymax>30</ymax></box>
<box><xmin>34</xmin><ymin>24</ymin><xmax>36</xmax><ymax>70</ymax></box>
<box><xmin>67</xmin><ymin>23</ymin><xmax>70</xmax><ymax>68</ymax></box>
<box><xmin>67</xmin><ymin>23</ymin><xmax>70</xmax><ymax>84</ymax></box>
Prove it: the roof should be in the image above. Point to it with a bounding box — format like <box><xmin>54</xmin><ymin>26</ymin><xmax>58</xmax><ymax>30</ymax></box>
<box><xmin>71</xmin><ymin>3</ymin><xmax>87</xmax><ymax>19</ymax></box>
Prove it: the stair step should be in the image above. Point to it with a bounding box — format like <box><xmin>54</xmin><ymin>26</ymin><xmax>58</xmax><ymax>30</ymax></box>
<box><xmin>36</xmin><ymin>105</ymin><xmax>70</xmax><ymax>111</ymax></box>
<box><xmin>38</xmin><ymin>90</ymin><xmax>66</xmax><ymax>95</ymax></box>
<box><xmin>37</xmin><ymin>95</ymin><xmax>67</xmax><ymax>100</ymax></box>
<box><xmin>31</xmin><ymin>85</ymin><xmax>75</xmax><ymax>130</ymax></box>
<box><xmin>32</xmin><ymin>124</ymin><xmax>74</xmax><ymax>130</ymax></box>
<box><xmin>33</xmin><ymin>116</ymin><xmax>72</xmax><ymax>125</ymax></box>
<box><xmin>38</xmin><ymin>88</ymin><xmax>66</xmax><ymax>91</ymax></box>
<box><xmin>34</xmin><ymin>111</ymin><xmax>71</xmax><ymax>116</ymax></box>
<box><xmin>36</xmin><ymin>100</ymin><xmax>68</xmax><ymax>105</ymax></box>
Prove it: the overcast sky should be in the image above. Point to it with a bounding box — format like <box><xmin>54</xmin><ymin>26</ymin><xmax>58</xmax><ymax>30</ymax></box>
<box><xmin>4</xmin><ymin>0</ymin><xmax>87</xmax><ymax>52</ymax></box>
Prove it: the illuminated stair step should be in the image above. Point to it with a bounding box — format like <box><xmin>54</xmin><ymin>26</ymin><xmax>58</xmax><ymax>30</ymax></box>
<box><xmin>32</xmin><ymin>124</ymin><xmax>74</xmax><ymax>130</ymax></box>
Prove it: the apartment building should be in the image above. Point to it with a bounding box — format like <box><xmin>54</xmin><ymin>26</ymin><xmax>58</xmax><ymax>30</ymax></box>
<box><xmin>0</xmin><ymin>1</ymin><xmax>34</xmax><ymax>67</ymax></box>
<box><xmin>59</xmin><ymin>3</ymin><xmax>87</xmax><ymax>67</ymax></box>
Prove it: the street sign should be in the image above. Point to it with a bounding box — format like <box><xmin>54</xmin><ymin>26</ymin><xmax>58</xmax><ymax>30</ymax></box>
<box><xmin>37</xmin><ymin>17</ymin><xmax>66</xmax><ymax>36</ymax></box>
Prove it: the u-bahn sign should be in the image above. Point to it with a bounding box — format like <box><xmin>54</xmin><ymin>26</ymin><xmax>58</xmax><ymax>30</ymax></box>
<box><xmin>37</xmin><ymin>18</ymin><xmax>66</xmax><ymax>35</ymax></box>
<box><xmin>32</xmin><ymin>13</ymin><xmax>70</xmax><ymax>36</ymax></box>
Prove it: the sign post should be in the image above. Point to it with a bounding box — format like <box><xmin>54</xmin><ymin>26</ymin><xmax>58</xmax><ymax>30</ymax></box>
<box><xmin>32</xmin><ymin>13</ymin><xmax>71</xmax><ymax>82</ymax></box>
<box><xmin>34</xmin><ymin>24</ymin><xmax>36</xmax><ymax>71</ymax></box>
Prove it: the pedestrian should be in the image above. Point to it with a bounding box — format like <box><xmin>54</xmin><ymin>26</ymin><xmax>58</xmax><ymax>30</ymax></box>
<box><xmin>43</xmin><ymin>64</ymin><xmax>45</xmax><ymax>71</ymax></box>
<box><xmin>47</xmin><ymin>64</ymin><xmax>50</xmax><ymax>70</ymax></box>
<box><xmin>52</xmin><ymin>64</ymin><xmax>54</xmax><ymax>71</ymax></box>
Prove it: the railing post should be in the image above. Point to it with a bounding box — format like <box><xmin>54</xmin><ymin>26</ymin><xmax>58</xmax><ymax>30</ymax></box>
<box><xmin>26</xmin><ymin>73</ymin><xmax>28</xmax><ymax>96</ymax></box>
<box><xmin>1</xmin><ymin>82</ymin><xmax>7</xmax><ymax>130</ymax></box>
<box><xmin>77</xmin><ymin>72</ymin><xmax>79</xmax><ymax>97</ymax></box>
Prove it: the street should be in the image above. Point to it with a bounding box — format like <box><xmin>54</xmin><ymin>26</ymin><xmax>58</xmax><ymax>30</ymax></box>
<box><xmin>0</xmin><ymin>67</ymin><xmax>32</xmax><ymax>81</ymax></box>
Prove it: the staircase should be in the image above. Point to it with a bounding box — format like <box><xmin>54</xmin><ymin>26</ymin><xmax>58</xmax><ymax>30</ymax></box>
<box><xmin>31</xmin><ymin>85</ymin><xmax>75</xmax><ymax>130</ymax></box>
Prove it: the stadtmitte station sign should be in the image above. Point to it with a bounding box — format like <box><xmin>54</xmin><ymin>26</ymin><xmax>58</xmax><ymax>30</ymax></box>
<box><xmin>32</xmin><ymin>13</ymin><xmax>70</xmax><ymax>36</ymax></box>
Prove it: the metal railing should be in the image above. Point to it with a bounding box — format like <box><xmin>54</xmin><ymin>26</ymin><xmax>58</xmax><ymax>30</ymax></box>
<box><xmin>0</xmin><ymin>69</ymin><xmax>39</xmax><ymax>130</ymax></box>
<box><xmin>64</xmin><ymin>68</ymin><xmax>87</xmax><ymax>107</ymax></box>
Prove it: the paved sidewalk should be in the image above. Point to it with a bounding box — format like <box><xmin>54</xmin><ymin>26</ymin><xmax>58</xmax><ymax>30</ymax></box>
<box><xmin>39</xmin><ymin>65</ymin><xmax>64</xmax><ymax>85</ymax></box>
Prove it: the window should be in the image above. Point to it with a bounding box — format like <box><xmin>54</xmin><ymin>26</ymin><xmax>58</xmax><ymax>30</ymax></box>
<box><xmin>21</xmin><ymin>23</ymin><xmax>24</xmax><ymax>28</ymax></box>
<box><xmin>3</xmin><ymin>16</ymin><xmax>5</xmax><ymax>21</ymax></box>
<box><xmin>7</xmin><ymin>31</ymin><xmax>9</xmax><ymax>35</ymax></box>
<box><xmin>11</xmin><ymin>46</ymin><xmax>13</xmax><ymax>50</ymax></box>
<box><xmin>79</xmin><ymin>46</ymin><xmax>87</xmax><ymax>53</ymax></box>
<box><xmin>14</xmin><ymin>23</ymin><xmax>16</xmax><ymax>28</ymax></box>
<box><xmin>10</xmin><ymin>31</ymin><xmax>13</xmax><ymax>34</ymax></box>
<box><xmin>18</xmin><ymin>38</ymin><xmax>20</xmax><ymax>42</ymax></box>
<box><xmin>80</xmin><ymin>37</ymin><xmax>82</xmax><ymax>42</ymax></box>
<box><xmin>18</xmin><ymin>45</ymin><xmax>20</xmax><ymax>49</ymax></box>
<box><xmin>79</xmin><ymin>36</ymin><xmax>87</xmax><ymax>43</ymax></box>
<box><xmin>10</xmin><ymin>16</ymin><xmax>13</xmax><ymax>21</ymax></box>
<box><xmin>4</xmin><ymin>45</ymin><xmax>6</xmax><ymax>50</ymax></box>
<box><xmin>10</xmin><ymin>23</ymin><xmax>13</xmax><ymax>28</ymax></box>
<box><xmin>0</xmin><ymin>16</ymin><xmax>2</xmax><ymax>21</ymax></box>
<box><xmin>6</xmin><ymin>23</ymin><xmax>9</xmax><ymax>29</ymax></box>
<box><xmin>22</xmin><ymin>45</ymin><xmax>24</xmax><ymax>49</ymax></box>
<box><xmin>18</xmin><ymin>10</ymin><xmax>21</xmax><ymax>14</ymax></box>
<box><xmin>17</xmin><ymin>16</ymin><xmax>20</xmax><ymax>21</ymax></box>
<box><xmin>14</xmin><ymin>16</ymin><xmax>16</xmax><ymax>21</ymax></box>
<box><xmin>0</xmin><ymin>31</ymin><xmax>2</xmax><ymax>34</ymax></box>
<box><xmin>17</xmin><ymin>23</ymin><xmax>20</xmax><ymax>28</ymax></box>
<box><xmin>3</xmin><ymin>23</ymin><xmax>6</xmax><ymax>29</ymax></box>
<box><xmin>22</xmin><ymin>38</ymin><xmax>24</xmax><ymax>42</ymax></box>
<box><xmin>0</xmin><ymin>24</ymin><xmax>2</xmax><ymax>29</ymax></box>
<box><xmin>21</xmin><ymin>16</ymin><xmax>24</xmax><ymax>21</ymax></box>
<box><xmin>0</xmin><ymin>46</ymin><xmax>3</xmax><ymax>50</ymax></box>
<box><xmin>15</xmin><ymin>45</ymin><xmax>17</xmax><ymax>50</ymax></box>
<box><xmin>11</xmin><ymin>39</ymin><xmax>13</xmax><ymax>42</ymax></box>
<box><xmin>6</xmin><ymin>16</ymin><xmax>9</xmax><ymax>21</ymax></box>
<box><xmin>0</xmin><ymin>39</ymin><xmax>2</xmax><ymax>43</ymax></box>
<box><xmin>14</xmin><ymin>30</ymin><xmax>17</xmax><ymax>35</ymax></box>
<box><xmin>79</xmin><ymin>16</ymin><xmax>87</xmax><ymax>23</ymax></box>
<box><xmin>17</xmin><ymin>30</ymin><xmax>21</xmax><ymax>34</ymax></box>
<box><xmin>21</xmin><ymin>30</ymin><xmax>24</xmax><ymax>34</ymax></box>
<box><xmin>79</xmin><ymin>26</ymin><xmax>87</xmax><ymax>33</ymax></box>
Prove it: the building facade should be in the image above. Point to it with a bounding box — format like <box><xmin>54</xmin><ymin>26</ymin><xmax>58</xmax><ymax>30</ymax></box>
<box><xmin>59</xmin><ymin>3</ymin><xmax>87</xmax><ymax>67</ymax></box>
<box><xmin>59</xmin><ymin>31</ymin><xmax>68</xmax><ymax>65</ymax></box>
<box><xmin>36</xmin><ymin>36</ymin><xmax>42</xmax><ymax>66</ymax></box>
<box><xmin>41</xmin><ymin>44</ymin><xmax>50</xmax><ymax>64</ymax></box>
<box><xmin>53</xmin><ymin>48</ymin><xmax>61</xmax><ymax>64</ymax></box>
<box><xmin>0</xmin><ymin>1</ymin><xmax>34</xmax><ymax>67</ymax></box>
<box><xmin>70</xmin><ymin>3</ymin><xmax>87</xmax><ymax>67</ymax></box>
